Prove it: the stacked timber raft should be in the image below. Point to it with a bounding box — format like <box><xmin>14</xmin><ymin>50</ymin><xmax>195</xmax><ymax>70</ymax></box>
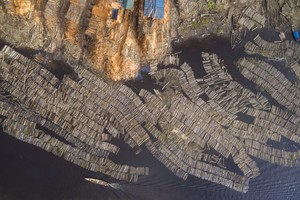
<box><xmin>237</xmin><ymin>7</ymin><xmax>266</xmax><ymax>31</ymax></box>
<box><xmin>1</xmin><ymin>46</ymin><xmax>300</xmax><ymax>193</ymax></box>
<box><xmin>244</xmin><ymin>34</ymin><xmax>300</xmax><ymax>63</ymax></box>
<box><xmin>0</xmin><ymin>45</ymin><xmax>149</xmax><ymax>182</ymax></box>
<box><xmin>237</xmin><ymin>57</ymin><xmax>300</xmax><ymax>115</ymax></box>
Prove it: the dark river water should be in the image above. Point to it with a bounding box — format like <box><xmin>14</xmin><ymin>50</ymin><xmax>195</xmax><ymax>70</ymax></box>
<box><xmin>1</xmin><ymin>34</ymin><xmax>300</xmax><ymax>200</ymax></box>
<box><xmin>2</xmin><ymin>129</ymin><xmax>300</xmax><ymax>200</ymax></box>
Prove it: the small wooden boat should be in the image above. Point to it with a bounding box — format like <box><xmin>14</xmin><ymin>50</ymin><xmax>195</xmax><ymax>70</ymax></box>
<box><xmin>84</xmin><ymin>177</ymin><xmax>111</xmax><ymax>187</ymax></box>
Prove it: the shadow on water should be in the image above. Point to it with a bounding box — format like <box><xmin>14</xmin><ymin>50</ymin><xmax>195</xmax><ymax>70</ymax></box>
<box><xmin>172</xmin><ymin>35</ymin><xmax>247</xmax><ymax>80</ymax></box>
<box><xmin>0</xmin><ymin>40</ymin><xmax>79</xmax><ymax>82</ymax></box>
<box><xmin>46</xmin><ymin>59</ymin><xmax>80</xmax><ymax>81</ymax></box>
<box><xmin>0</xmin><ymin>39</ymin><xmax>36</xmax><ymax>58</ymax></box>
<box><xmin>35</xmin><ymin>125</ymin><xmax>75</xmax><ymax>147</ymax></box>
<box><xmin>125</xmin><ymin>74</ymin><xmax>160</xmax><ymax>95</ymax></box>
<box><xmin>0</xmin><ymin>40</ymin><xmax>5</xmax><ymax>50</ymax></box>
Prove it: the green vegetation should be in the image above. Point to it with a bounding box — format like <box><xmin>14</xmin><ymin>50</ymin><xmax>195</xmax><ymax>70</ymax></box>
<box><xmin>235</xmin><ymin>62</ymin><xmax>243</xmax><ymax>72</ymax></box>
<box><xmin>291</xmin><ymin>154</ymin><xmax>297</xmax><ymax>161</ymax></box>
<box><xmin>159</xmin><ymin>133</ymin><xmax>169</xmax><ymax>142</ymax></box>
<box><xmin>216</xmin><ymin>27</ymin><xmax>224</xmax><ymax>34</ymax></box>
<box><xmin>210</xmin><ymin>110</ymin><xmax>218</xmax><ymax>118</ymax></box>
<box><xmin>191</xmin><ymin>20</ymin><xmax>198</xmax><ymax>27</ymax></box>
<box><xmin>207</xmin><ymin>1</ymin><xmax>216</xmax><ymax>10</ymax></box>
<box><xmin>260</xmin><ymin>49</ymin><xmax>270</xmax><ymax>57</ymax></box>
<box><xmin>187</xmin><ymin>141</ymin><xmax>200</xmax><ymax>149</ymax></box>
<box><xmin>191</xmin><ymin>18</ymin><xmax>209</xmax><ymax>28</ymax></box>
<box><xmin>199</xmin><ymin>17</ymin><xmax>210</xmax><ymax>24</ymax></box>
<box><xmin>253</xmin><ymin>125</ymin><xmax>263</xmax><ymax>133</ymax></box>
<box><xmin>179</xmin><ymin>17</ymin><xmax>210</xmax><ymax>33</ymax></box>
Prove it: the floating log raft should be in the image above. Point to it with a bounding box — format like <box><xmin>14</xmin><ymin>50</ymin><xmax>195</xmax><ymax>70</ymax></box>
<box><xmin>1</xmin><ymin>46</ymin><xmax>150</xmax><ymax>149</ymax></box>
<box><xmin>244</xmin><ymin>35</ymin><xmax>284</xmax><ymax>59</ymax></box>
<box><xmin>290</xmin><ymin>62</ymin><xmax>300</xmax><ymax>80</ymax></box>
<box><xmin>246</xmin><ymin>107</ymin><xmax>300</xmax><ymax>143</ymax></box>
<box><xmin>231</xmin><ymin>29</ymin><xmax>243</xmax><ymax>49</ymax></box>
<box><xmin>200</xmin><ymin>52</ymin><xmax>270</xmax><ymax>117</ymax></box>
<box><xmin>180</xmin><ymin>62</ymin><xmax>205</xmax><ymax>98</ymax></box>
<box><xmin>163</xmin><ymin>54</ymin><xmax>180</xmax><ymax>66</ymax></box>
<box><xmin>230</xmin><ymin>15</ymin><xmax>246</xmax><ymax>49</ymax></box>
<box><xmin>244</xmin><ymin>139</ymin><xmax>300</xmax><ymax>167</ymax></box>
<box><xmin>244</xmin><ymin>34</ymin><xmax>300</xmax><ymax>63</ymax></box>
<box><xmin>0</xmin><ymin>46</ymin><xmax>149</xmax><ymax>182</ymax></box>
<box><xmin>1</xmin><ymin>114</ymin><xmax>148</xmax><ymax>182</ymax></box>
<box><xmin>238</xmin><ymin>7</ymin><xmax>266</xmax><ymax>30</ymax></box>
<box><xmin>1</xmin><ymin>45</ymin><xmax>300</xmax><ymax>193</ymax></box>
<box><xmin>237</xmin><ymin>57</ymin><xmax>300</xmax><ymax>115</ymax></box>
<box><xmin>152</xmin><ymin>67</ymin><xmax>201</xmax><ymax>101</ymax></box>
<box><xmin>228</xmin><ymin>119</ymin><xmax>281</xmax><ymax>143</ymax></box>
<box><xmin>145</xmin><ymin>87</ymin><xmax>260</xmax><ymax>180</ymax></box>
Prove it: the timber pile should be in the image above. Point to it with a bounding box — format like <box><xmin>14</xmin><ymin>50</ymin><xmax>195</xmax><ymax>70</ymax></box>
<box><xmin>266</xmin><ymin>0</ymin><xmax>280</xmax><ymax>27</ymax></box>
<box><xmin>281</xmin><ymin>0</ymin><xmax>300</xmax><ymax>25</ymax></box>
<box><xmin>244</xmin><ymin>34</ymin><xmax>300</xmax><ymax>63</ymax></box>
<box><xmin>0</xmin><ymin>46</ymin><xmax>149</xmax><ymax>182</ymax></box>
<box><xmin>291</xmin><ymin>62</ymin><xmax>300</xmax><ymax>79</ymax></box>
<box><xmin>246</xmin><ymin>107</ymin><xmax>300</xmax><ymax>143</ymax></box>
<box><xmin>244</xmin><ymin>139</ymin><xmax>299</xmax><ymax>167</ymax></box>
<box><xmin>1</xmin><ymin>46</ymin><xmax>300</xmax><ymax>193</ymax></box>
<box><xmin>244</xmin><ymin>36</ymin><xmax>283</xmax><ymax>59</ymax></box>
<box><xmin>152</xmin><ymin>67</ymin><xmax>201</xmax><ymax>101</ymax></box>
<box><xmin>163</xmin><ymin>54</ymin><xmax>180</xmax><ymax>66</ymax></box>
<box><xmin>64</xmin><ymin>0</ymin><xmax>91</xmax><ymax>60</ymax></box>
<box><xmin>200</xmin><ymin>52</ymin><xmax>270</xmax><ymax>118</ymax></box>
<box><xmin>1</xmin><ymin>110</ymin><xmax>148</xmax><ymax>182</ymax></box>
<box><xmin>238</xmin><ymin>7</ymin><xmax>266</xmax><ymax>30</ymax></box>
<box><xmin>44</xmin><ymin>0</ymin><xmax>68</xmax><ymax>52</ymax></box>
<box><xmin>65</xmin><ymin>0</ymin><xmax>89</xmax><ymax>39</ymax></box>
<box><xmin>144</xmin><ymin>86</ymin><xmax>260</xmax><ymax>185</ymax></box>
<box><xmin>237</xmin><ymin>58</ymin><xmax>300</xmax><ymax>115</ymax></box>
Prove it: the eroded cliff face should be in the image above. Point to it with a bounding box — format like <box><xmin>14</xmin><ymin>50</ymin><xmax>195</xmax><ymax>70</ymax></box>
<box><xmin>0</xmin><ymin>0</ymin><xmax>175</xmax><ymax>80</ymax></box>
